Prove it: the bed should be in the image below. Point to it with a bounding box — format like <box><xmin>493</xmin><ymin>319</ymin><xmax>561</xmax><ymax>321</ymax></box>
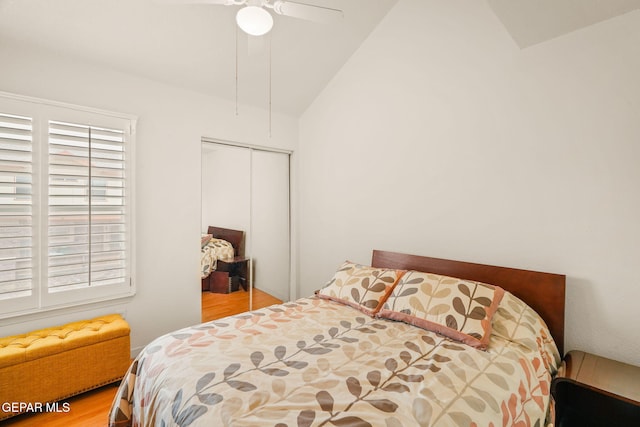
<box><xmin>110</xmin><ymin>250</ymin><xmax>565</xmax><ymax>426</ymax></box>
<box><xmin>201</xmin><ymin>226</ymin><xmax>244</xmax><ymax>293</ymax></box>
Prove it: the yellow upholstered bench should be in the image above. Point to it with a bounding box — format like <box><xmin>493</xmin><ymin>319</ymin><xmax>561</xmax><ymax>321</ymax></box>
<box><xmin>0</xmin><ymin>314</ymin><xmax>130</xmax><ymax>420</ymax></box>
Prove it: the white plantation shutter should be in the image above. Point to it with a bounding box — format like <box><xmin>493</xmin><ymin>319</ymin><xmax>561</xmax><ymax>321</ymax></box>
<box><xmin>48</xmin><ymin>121</ymin><xmax>127</xmax><ymax>292</ymax></box>
<box><xmin>0</xmin><ymin>93</ymin><xmax>135</xmax><ymax>318</ymax></box>
<box><xmin>0</xmin><ymin>113</ymin><xmax>33</xmax><ymax>300</ymax></box>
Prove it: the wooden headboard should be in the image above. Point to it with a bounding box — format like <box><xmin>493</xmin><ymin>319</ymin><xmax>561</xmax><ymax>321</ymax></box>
<box><xmin>207</xmin><ymin>226</ymin><xmax>244</xmax><ymax>257</ymax></box>
<box><xmin>371</xmin><ymin>250</ymin><xmax>566</xmax><ymax>355</ymax></box>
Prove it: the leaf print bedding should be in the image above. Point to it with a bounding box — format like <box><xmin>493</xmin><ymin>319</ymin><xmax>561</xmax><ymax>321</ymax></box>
<box><xmin>201</xmin><ymin>237</ymin><xmax>235</xmax><ymax>279</ymax></box>
<box><xmin>109</xmin><ymin>292</ymin><xmax>560</xmax><ymax>427</ymax></box>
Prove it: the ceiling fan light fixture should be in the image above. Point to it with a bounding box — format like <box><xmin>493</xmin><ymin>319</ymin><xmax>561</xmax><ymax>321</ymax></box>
<box><xmin>236</xmin><ymin>6</ymin><xmax>273</xmax><ymax>36</ymax></box>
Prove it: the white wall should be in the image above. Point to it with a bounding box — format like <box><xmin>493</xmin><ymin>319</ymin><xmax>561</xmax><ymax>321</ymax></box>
<box><xmin>299</xmin><ymin>0</ymin><xmax>640</xmax><ymax>365</ymax></box>
<box><xmin>0</xmin><ymin>40</ymin><xmax>297</xmax><ymax>354</ymax></box>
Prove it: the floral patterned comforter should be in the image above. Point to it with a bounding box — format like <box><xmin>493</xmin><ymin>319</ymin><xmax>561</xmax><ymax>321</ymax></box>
<box><xmin>201</xmin><ymin>237</ymin><xmax>235</xmax><ymax>279</ymax></box>
<box><xmin>109</xmin><ymin>293</ymin><xmax>559</xmax><ymax>427</ymax></box>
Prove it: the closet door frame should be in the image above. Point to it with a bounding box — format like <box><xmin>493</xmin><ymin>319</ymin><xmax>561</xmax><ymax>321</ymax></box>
<box><xmin>201</xmin><ymin>137</ymin><xmax>294</xmax><ymax>310</ymax></box>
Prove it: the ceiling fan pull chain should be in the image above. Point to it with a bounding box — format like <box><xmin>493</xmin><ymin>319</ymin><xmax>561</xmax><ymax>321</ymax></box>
<box><xmin>268</xmin><ymin>31</ymin><xmax>272</xmax><ymax>138</ymax></box>
<box><xmin>235</xmin><ymin>22</ymin><xmax>239</xmax><ymax>116</ymax></box>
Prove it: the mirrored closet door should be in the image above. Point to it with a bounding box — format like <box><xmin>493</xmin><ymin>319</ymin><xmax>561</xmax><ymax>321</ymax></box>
<box><xmin>201</xmin><ymin>140</ymin><xmax>290</xmax><ymax>320</ymax></box>
<box><xmin>251</xmin><ymin>150</ymin><xmax>290</xmax><ymax>302</ymax></box>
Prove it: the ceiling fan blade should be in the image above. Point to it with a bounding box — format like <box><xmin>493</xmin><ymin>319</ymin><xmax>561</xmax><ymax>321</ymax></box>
<box><xmin>273</xmin><ymin>1</ymin><xmax>343</xmax><ymax>24</ymax></box>
<box><xmin>188</xmin><ymin>0</ymin><xmax>238</xmax><ymax>4</ymax></box>
<box><xmin>160</xmin><ymin>0</ymin><xmax>240</xmax><ymax>5</ymax></box>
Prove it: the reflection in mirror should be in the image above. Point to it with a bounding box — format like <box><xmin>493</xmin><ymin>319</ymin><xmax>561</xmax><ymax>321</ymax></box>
<box><xmin>200</xmin><ymin>141</ymin><xmax>290</xmax><ymax>322</ymax></box>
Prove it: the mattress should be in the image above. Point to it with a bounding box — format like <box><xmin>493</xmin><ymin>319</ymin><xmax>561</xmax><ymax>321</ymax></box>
<box><xmin>109</xmin><ymin>291</ymin><xmax>559</xmax><ymax>426</ymax></box>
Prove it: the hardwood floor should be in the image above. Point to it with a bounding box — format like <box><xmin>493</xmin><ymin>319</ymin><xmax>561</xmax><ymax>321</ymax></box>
<box><xmin>2</xmin><ymin>384</ymin><xmax>119</xmax><ymax>427</ymax></box>
<box><xmin>2</xmin><ymin>288</ymin><xmax>283</xmax><ymax>426</ymax></box>
<box><xmin>202</xmin><ymin>287</ymin><xmax>284</xmax><ymax>322</ymax></box>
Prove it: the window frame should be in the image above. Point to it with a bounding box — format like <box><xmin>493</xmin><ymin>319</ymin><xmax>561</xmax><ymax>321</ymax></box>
<box><xmin>0</xmin><ymin>92</ymin><xmax>136</xmax><ymax>319</ymax></box>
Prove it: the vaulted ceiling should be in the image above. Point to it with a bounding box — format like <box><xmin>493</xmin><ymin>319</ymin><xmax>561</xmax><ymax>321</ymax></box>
<box><xmin>487</xmin><ymin>0</ymin><xmax>640</xmax><ymax>48</ymax></box>
<box><xmin>1</xmin><ymin>0</ymin><xmax>638</xmax><ymax>116</ymax></box>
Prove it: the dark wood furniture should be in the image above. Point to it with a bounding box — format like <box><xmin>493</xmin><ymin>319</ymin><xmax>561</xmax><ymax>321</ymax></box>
<box><xmin>202</xmin><ymin>226</ymin><xmax>249</xmax><ymax>293</ymax></box>
<box><xmin>371</xmin><ymin>249</ymin><xmax>566</xmax><ymax>354</ymax></box>
<box><xmin>210</xmin><ymin>256</ymin><xmax>250</xmax><ymax>293</ymax></box>
<box><xmin>208</xmin><ymin>226</ymin><xmax>244</xmax><ymax>256</ymax></box>
<box><xmin>551</xmin><ymin>350</ymin><xmax>640</xmax><ymax>426</ymax></box>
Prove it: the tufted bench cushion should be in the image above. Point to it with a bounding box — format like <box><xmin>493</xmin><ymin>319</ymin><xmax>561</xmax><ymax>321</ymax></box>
<box><xmin>0</xmin><ymin>314</ymin><xmax>130</xmax><ymax>420</ymax></box>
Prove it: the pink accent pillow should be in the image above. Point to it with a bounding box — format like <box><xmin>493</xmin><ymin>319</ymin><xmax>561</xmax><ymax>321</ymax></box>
<box><xmin>201</xmin><ymin>234</ymin><xmax>213</xmax><ymax>248</ymax></box>
<box><xmin>377</xmin><ymin>270</ymin><xmax>504</xmax><ymax>350</ymax></box>
<box><xmin>316</xmin><ymin>261</ymin><xmax>404</xmax><ymax>316</ymax></box>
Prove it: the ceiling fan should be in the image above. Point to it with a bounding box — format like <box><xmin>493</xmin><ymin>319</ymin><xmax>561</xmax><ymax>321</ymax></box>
<box><xmin>176</xmin><ymin>0</ymin><xmax>343</xmax><ymax>135</ymax></box>
<box><xmin>189</xmin><ymin>0</ymin><xmax>344</xmax><ymax>36</ymax></box>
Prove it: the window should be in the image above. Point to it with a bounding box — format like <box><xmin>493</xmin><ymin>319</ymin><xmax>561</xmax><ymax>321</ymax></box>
<box><xmin>0</xmin><ymin>112</ymin><xmax>33</xmax><ymax>302</ymax></box>
<box><xmin>0</xmin><ymin>93</ymin><xmax>135</xmax><ymax>318</ymax></box>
